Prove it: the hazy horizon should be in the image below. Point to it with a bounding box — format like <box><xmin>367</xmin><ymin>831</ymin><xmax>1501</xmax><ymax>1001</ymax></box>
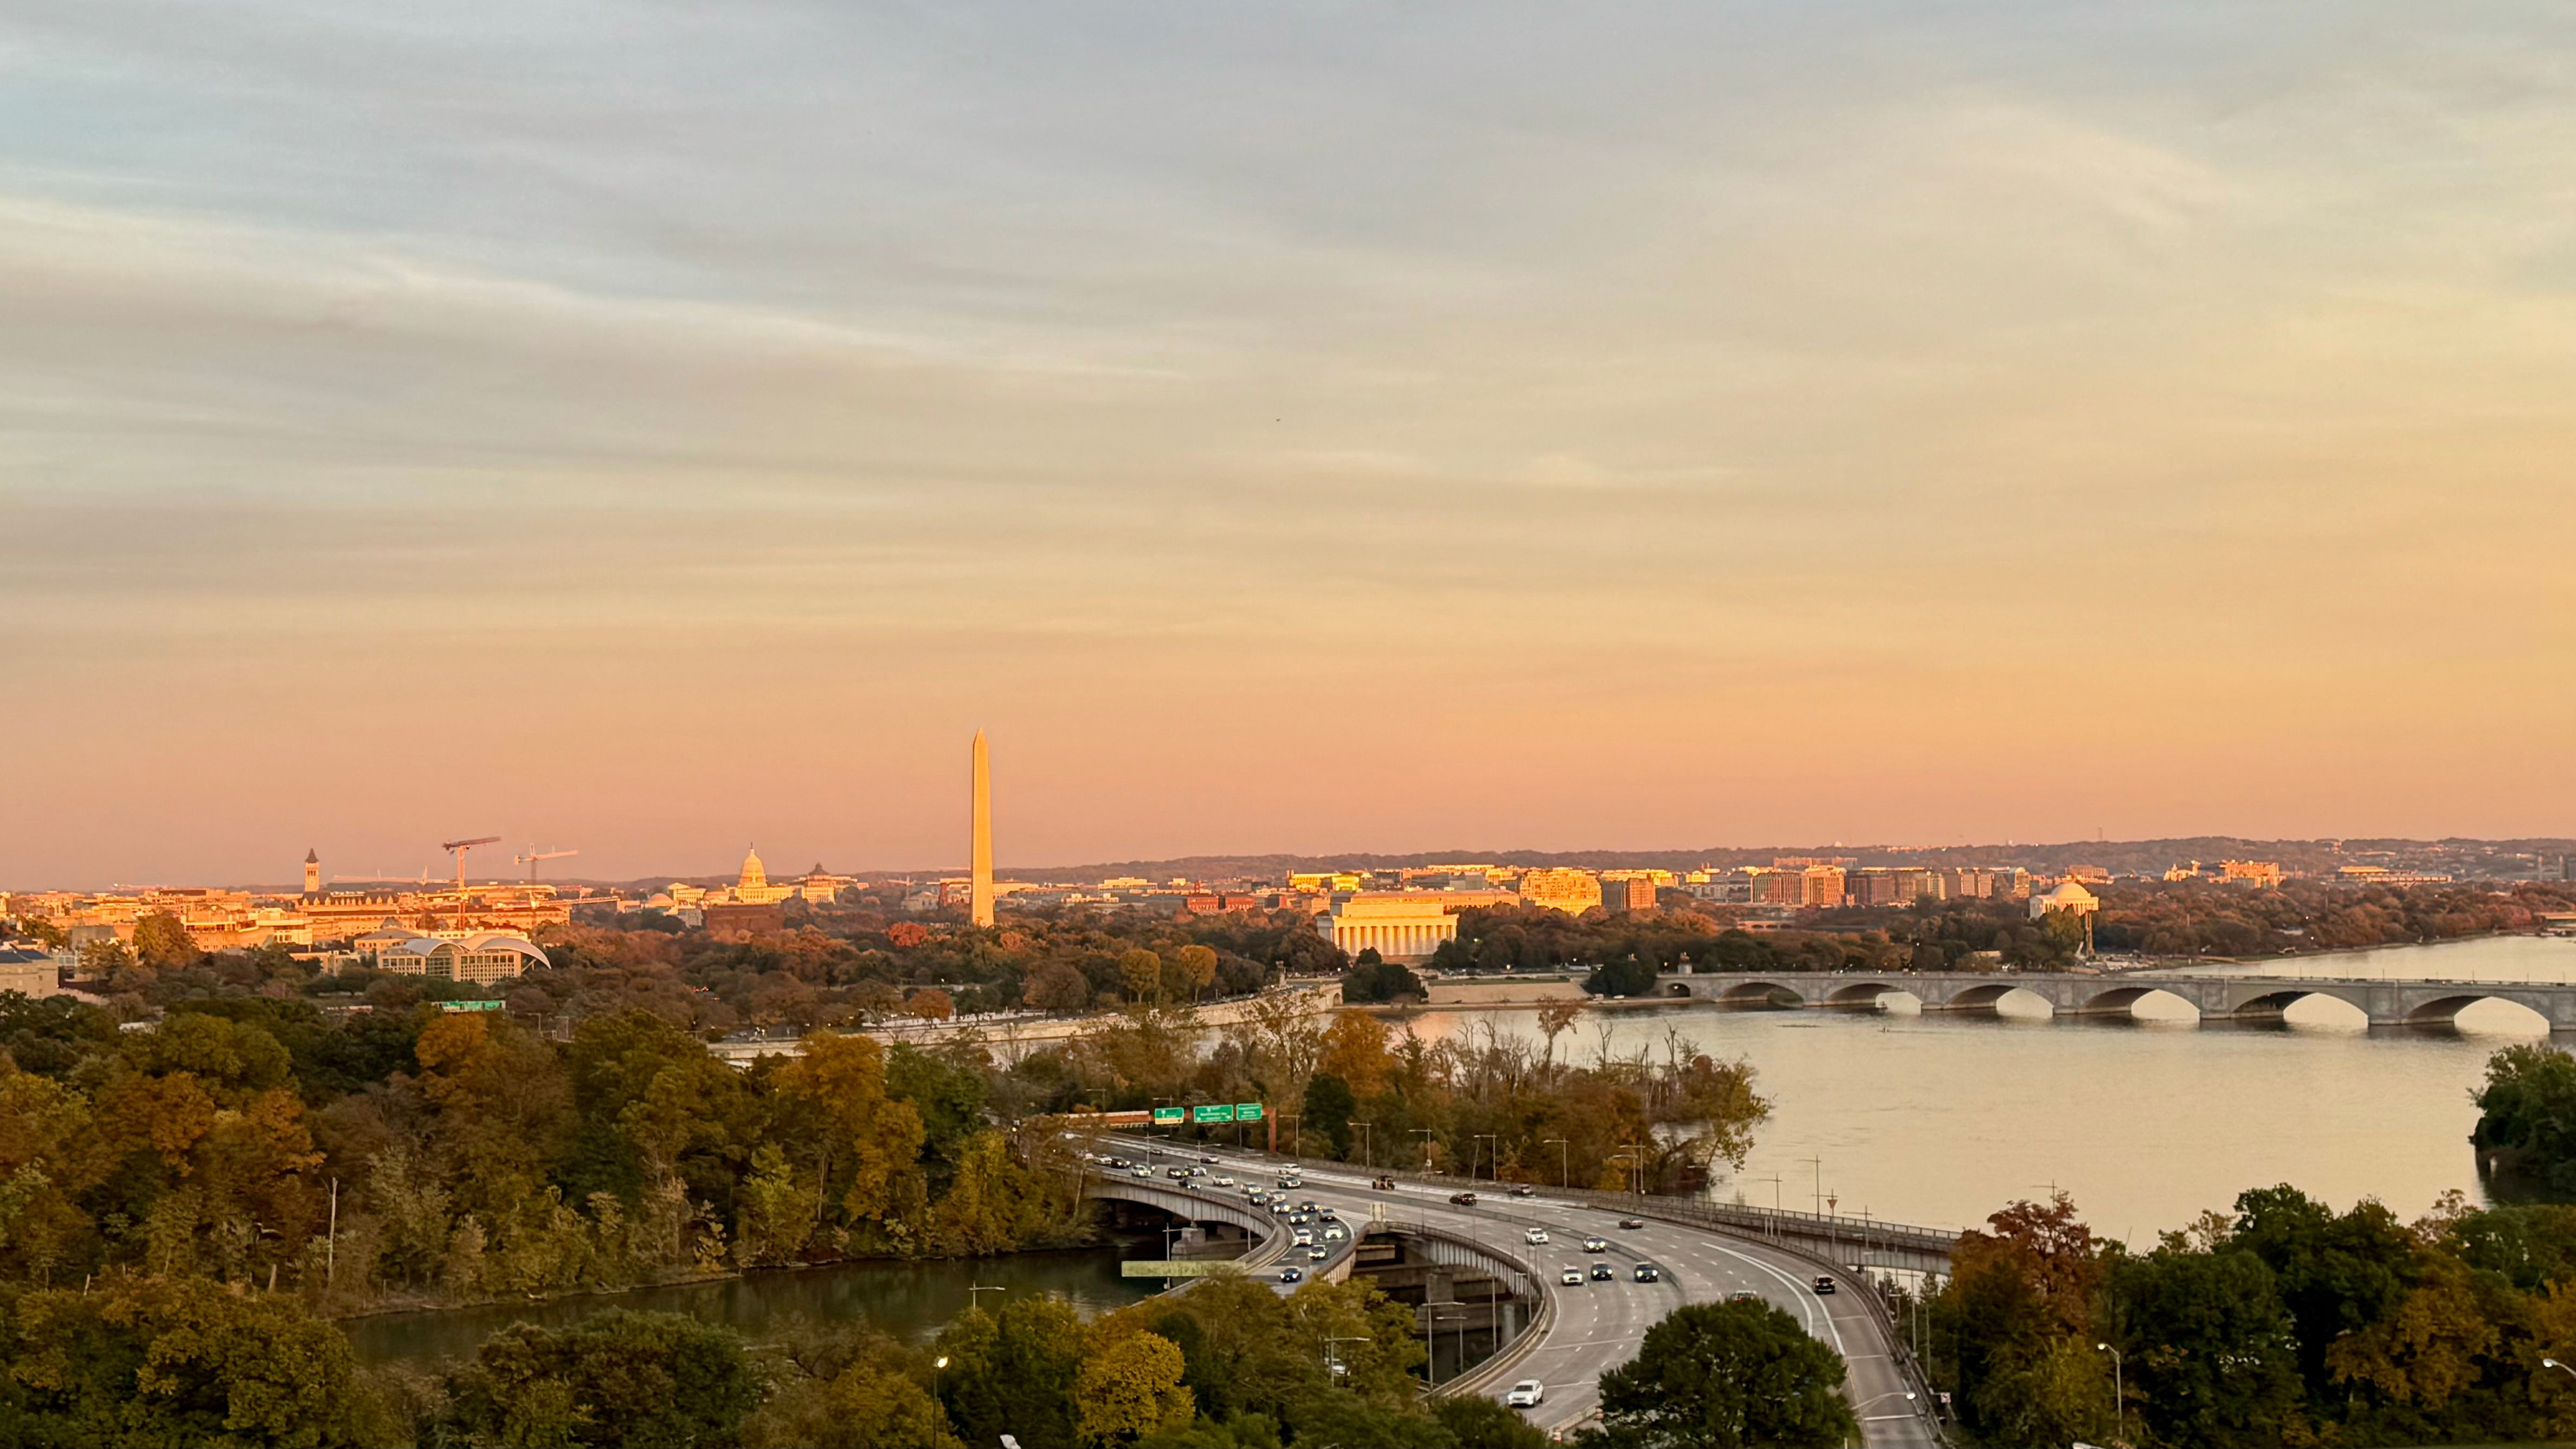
<box><xmin>7</xmin><ymin>4</ymin><xmax>2574</xmax><ymax>886</ymax></box>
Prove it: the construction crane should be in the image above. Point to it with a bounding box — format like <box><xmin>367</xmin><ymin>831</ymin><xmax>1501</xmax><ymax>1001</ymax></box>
<box><xmin>441</xmin><ymin>836</ymin><xmax>502</xmax><ymax>929</ymax></box>
<box><xmin>516</xmin><ymin>846</ymin><xmax>579</xmax><ymax>882</ymax></box>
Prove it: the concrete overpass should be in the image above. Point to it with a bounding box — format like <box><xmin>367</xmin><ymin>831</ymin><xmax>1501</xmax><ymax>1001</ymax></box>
<box><xmin>1078</xmin><ymin>1139</ymin><xmax>1942</xmax><ymax>1446</ymax></box>
<box><xmin>1658</xmin><ymin>968</ymin><xmax>2576</xmax><ymax>1030</ymax></box>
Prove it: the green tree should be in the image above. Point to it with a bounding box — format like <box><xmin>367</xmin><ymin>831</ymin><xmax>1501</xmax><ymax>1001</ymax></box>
<box><xmin>2475</xmin><ymin>1043</ymin><xmax>2576</xmax><ymax>1199</ymax></box>
<box><xmin>1582</xmin><ymin>956</ymin><xmax>1659</xmax><ymax>999</ymax></box>
<box><xmin>437</xmin><ymin>1309</ymin><xmax>759</xmax><ymax>1448</ymax></box>
<box><xmin>4</xmin><ymin>1276</ymin><xmax>381</xmax><ymax>1447</ymax></box>
<box><xmin>1301</xmin><ymin>1074</ymin><xmax>1356</xmax><ymax>1159</ymax></box>
<box><xmin>941</xmin><ymin>1295</ymin><xmax>1087</xmax><ymax>1449</ymax></box>
<box><xmin>1583</xmin><ymin>1299</ymin><xmax>1858</xmax><ymax>1448</ymax></box>
<box><xmin>2114</xmin><ymin>1245</ymin><xmax>2305</xmax><ymax>1446</ymax></box>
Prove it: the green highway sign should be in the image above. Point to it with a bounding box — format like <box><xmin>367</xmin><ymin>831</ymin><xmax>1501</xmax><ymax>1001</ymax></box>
<box><xmin>1151</xmin><ymin>1106</ymin><xmax>1186</xmax><ymax>1126</ymax></box>
<box><xmin>1192</xmin><ymin>1104</ymin><xmax>1235</xmax><ymax>1124</ymax></box>
<box><xmin>439</xmin><ymin>1000</ymin><xmax>506</xmax><ymax>1013</ymax></box>
<box><xmin>1236</xmin><ymin>1103</ymin><xmax>1264</xmax><ymax>1122</ymax></box>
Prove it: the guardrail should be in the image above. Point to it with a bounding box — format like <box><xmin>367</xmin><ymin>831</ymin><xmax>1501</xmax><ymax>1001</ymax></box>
<box><xmin>1381</xmin><ymin>1221</ymin><xmax>1554</xmax><ymax>1401</ymax></box>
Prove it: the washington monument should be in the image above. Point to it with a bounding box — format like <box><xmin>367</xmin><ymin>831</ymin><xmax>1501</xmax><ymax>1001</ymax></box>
<box><xmin>969</xmin><ymin>730</ymin><xmax>994</xmax><ymax>928</ymax></box>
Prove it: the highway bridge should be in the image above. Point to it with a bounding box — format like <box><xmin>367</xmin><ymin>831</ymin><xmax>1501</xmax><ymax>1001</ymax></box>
<box><xmin>1079</xmin><ymin>1138</ymin><xmax>1943</xmax><ymax>1445</ymax></box>
<box><xmin>1658</xmin><ymin>968</ymin><xmax>2576</xmax><ymax>1030</ymax></box>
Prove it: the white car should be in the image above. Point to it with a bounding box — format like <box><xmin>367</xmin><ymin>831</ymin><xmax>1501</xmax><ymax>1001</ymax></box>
<box><xmin>1323</xmin><ymin>1225</ymin><xmax>1347</xmax><ymax>1241</ymax></box>
<box><xmin>1215</xmin><ymin>1176</ymin><xmax>1235</xmax><ymax>1188</ymax></box>
<box><xmin>1560</xmin><ymin>1266</ymin><xmax>1584</xmax><ymax>1285</ymax></box>
<box><xmin>1505</xmin><ymin>1379</ymin><xmax>1545</xmax><ymax>1408</ymax></box>
<box><xmin>1524</xmin><ymin>1227</ymin><xmax>1550</xmax><ymax>1245</ymax></box>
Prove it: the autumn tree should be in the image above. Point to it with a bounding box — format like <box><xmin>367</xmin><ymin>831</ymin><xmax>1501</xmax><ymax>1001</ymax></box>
<box><xmin>1074</xmin><ymin>1330</ymin><xmax>1193</xmax><ymax>1445</ymax></box>
<box><xmin>1120</xmin><ymin>949</ymin><xmax>1164</xmax><ymax>1007</ymax></box>
<box><xmin>131</xmin><ymin>911</ymin><xmax>198</xmax><ymax>970</ymax></box>
<box><xmin>1028</xmin><ymin>960</ymin><xmax>1093</xmax><ymax>1014</ymax></box>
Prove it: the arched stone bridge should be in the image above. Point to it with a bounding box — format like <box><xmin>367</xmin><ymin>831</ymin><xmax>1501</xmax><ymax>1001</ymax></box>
<box><xmin>1656</xmin><ymin>969</ymin><xmax>2576</xmax><ymax>1030</ymax></box>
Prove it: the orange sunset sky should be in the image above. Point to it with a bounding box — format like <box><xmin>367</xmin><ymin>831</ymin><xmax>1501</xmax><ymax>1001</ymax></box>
<box><xmin>4</xmin><ymin>5</ymin><xmax>2574</xmax><ymax>887</ymax></box>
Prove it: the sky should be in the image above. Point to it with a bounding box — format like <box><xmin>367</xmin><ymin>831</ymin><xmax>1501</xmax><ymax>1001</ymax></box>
<box><xmin>4</xmin><ymin>3</ymin><xmax>2575</xmax><ymax>888</ymax></box>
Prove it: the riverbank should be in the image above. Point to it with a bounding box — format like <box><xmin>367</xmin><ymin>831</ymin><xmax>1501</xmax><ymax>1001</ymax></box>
<box><xmin>343</xmin><ymin>1242</ymin><xmax>1159</xmax><ymax>1365</ymax></box>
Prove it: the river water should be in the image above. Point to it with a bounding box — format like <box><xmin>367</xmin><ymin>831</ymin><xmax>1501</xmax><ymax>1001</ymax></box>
<box><xmin>1401</xmin><ymin>936</ymin><xmax>2576</xmax><ymax>1246</ymax></box>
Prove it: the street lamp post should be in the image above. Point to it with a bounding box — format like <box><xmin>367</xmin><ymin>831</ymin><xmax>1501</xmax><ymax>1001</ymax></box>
<box><xmin>1349</xmin><ymin>1121</ymin><xmax>1373</xmax><ymax>1169</ymax></box>
<box><xmin>1473</xmin><ymin>1134</ymin><xmax>1498</xmax><ymax>1181</ymax></box>
<box><xmin>2096</xmin><ymin>1343</ymin><xmax>2123</xmax><ymax>1440</ymax></box>
<box><xmin>1542</xmin><ymin>1138</ymin><xmax>1568</xmax><ymax>1190</ymax></box>
<box><xmin>1410</xmin><ymin>1128</ymin><xmax>1435</xmax><ymax>1175</ymax></box>
<box><xmin>1426</xmin><ymin>1305</ymin><xmax>1467</xmax><ymax>1388</ymax></box>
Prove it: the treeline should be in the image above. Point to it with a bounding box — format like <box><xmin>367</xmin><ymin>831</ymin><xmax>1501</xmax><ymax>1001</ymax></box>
<box><xmin>0</xmin><ymin>1271</ymin><xmax>1556</xmax><ymax>1448</ymax></box>
<box><xmin>0</xmin><ymin>994</ymin><xmax>1080</xmax><ymax>1313</ymax></box>
<box><xmin>1925</xmin><ymin>1185</ymin><xmax>2576</xmax><ymax>1446</ymax></box>
<box><xmin>12</xmin><ymin>903</ymin><xmax>1352</xmax><ymax>1041</ymax></box>
<box><xmin>2088</xmin><ymin>880</ymin><xmax>2576</xmax><ymax>958</ymax></box>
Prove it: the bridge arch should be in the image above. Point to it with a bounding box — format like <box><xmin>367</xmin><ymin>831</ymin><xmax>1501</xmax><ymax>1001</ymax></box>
<box><xmin>1936</xmin><ymin>982</ymin><xmax>2056</xmax><ymax>1019</ymax></box>
<box><xmin>2075</xmin><ymin>986</ymin><xmax>2200</xmax><ymax>1023</ymax></box>
<box><xmin>1715</xmin><ymin>980</ymin><xmax>1807</xmax><ymax>1009</ymax></box>
<box><xmin>2404</xmin><ymin>994</ymin><xmax>2553</xmax><ymax>1035</ymax></box>
<box><xmin>1825</xmin><ymin>980</ymin><xmax>1905</xmax><ymax>1008</ymax></box>
<box><xmin>1666</xmin><ymin>981</ymin><xmax>1695</xmax><ymax>997</ymax></box>
<box><xmin>2227</xmin><ymin>988</ymin><xmax>2369</xmax><ymax>1031</ymax></box>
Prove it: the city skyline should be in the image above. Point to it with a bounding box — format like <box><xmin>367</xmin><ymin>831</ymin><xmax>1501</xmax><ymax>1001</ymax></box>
<box><xmin>9</xmin><ymin>4</ymin><xmax>2576</xmax><ymax>883</ymax></box>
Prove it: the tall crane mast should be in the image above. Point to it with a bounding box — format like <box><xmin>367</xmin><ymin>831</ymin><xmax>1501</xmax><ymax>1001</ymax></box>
<box><xmin>440</xmin><ymin>836</ymin><xmax>501</xmax><ymax>929</ymax></box>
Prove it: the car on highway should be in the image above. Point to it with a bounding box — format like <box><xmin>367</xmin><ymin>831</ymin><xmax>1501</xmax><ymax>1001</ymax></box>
<box><xmin>1131</xmin><ymin>1165</ymin><xmax>1152</xmax><ymax>1177</ymax></box>
<box><xmin>1449</xmin><ymin>1192</ymin><xmax>1478</xmax><ymax>1206</ymax></box>
<box><xmin>1632</xmin><ymin>1263</ymin><xmax>1661</xmax><ymax>1282</ymax></box>
<box><xmin>1509</xmin><ymin>1184</ymin><xmax>1536</xmax><ymax>1196</ymax></box>
<box><xmin>1505</xmin><ymin>1380</ymin><xmax>1545</xmax><ymax>1408</ymax></box>
<box><xmin>1167</xmin><ymin>1167</ymin><xmax>1189</xmax><ymax>1179</ymax></box>
<box><xmin>1812</xmin><ymin>1275</ymin><xmax>1837</xmax><ymax>1296</ymax></box>
<box><xmin>1269</xmin><ymin>1201</ymin><xmax>1291</xmax><ymax>1215</ymax></box>
<box><xmin>1560</xmin><ymin>1266</ymin><xmax>1584</xmax><ymax>1285</ymax></box>
<box><xmin>1589</xmin><ymin>1263</ymin><xmax>1614</xmax><ymax>1281</ymax></box>
<box><xmin>1323</xmin><ymin>1225</ymin><xmax>1347</xmax><ymax>1241</ymax></box>
<box><xmin>1278</xmin><ymin>1174</ymin><xmax>1303</xmax><ymax>1188</ymax></box>
<box><xmin>1581</xmin><ymin>1236</ymin><xmax>1608</xmax><ymax>1252</ymax></box>
<box><xmin>1618</xmin><ymin>1217</ymin><xmax>1645</xmax><ymax>1229</ymax></box>
<box><xmin>1371</xmin><ymin>1175</ymin><xmax>1397</xmax><ymax>1190</ymax></box>
<box><xmin>1524</xmin><ymin>1227</ymin><xmax>1550</xmax><ymax>1245</ymax></box>
<box><xmin>1200</xmin><ymin>1155</ymin><xmax>1217</xmax><ymax>1164</ymax></box>
<box><xmin>1278</xmin><ymin>1267</ymin><xmax>1303</xmax><ymax>1284</ymax></box>
<box><xmin>1293</xmin><ymin>1228</ymin><xmax>1313</xmax><ymax>1245</ymax></box>
<box><xmin>1728</xmin><ymin>1291</ymin><xmax>1762</xmax><ymax>1303</ymax></box>
<box><xmin>1215</xmin><ymin>1176</ymin><xmax>1235</xmax><ymax>1187</ymax></box>
<box><xmin>1306</xmin><ymin>1245</ymin><xmax>1328</xmax><ymax>1260</ymax></box>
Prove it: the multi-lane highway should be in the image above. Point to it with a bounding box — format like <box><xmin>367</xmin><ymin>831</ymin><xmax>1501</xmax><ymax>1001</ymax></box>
<box><xmin>1089</xmin><ymin>1136</ymin><xmax>1938</xmax><ymax>1444</ymax></box>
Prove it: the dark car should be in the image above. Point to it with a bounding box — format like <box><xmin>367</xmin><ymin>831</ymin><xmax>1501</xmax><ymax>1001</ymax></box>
<box><xmin>1509</xmin><ymin>1184</ymin><xmax>1536</xmax><ymax>1197</ymax></box>
<box><xmin>1589</xmin><ymin>1263</ymin><xmax>1615</xmax><ymax>1281</ymax></box>
<box><xmin>1449</xmin><ymin>1192</ymin><xmax>1479</xmax><ymax>1207</ymax></box>
<box><xmin>1279</xmin><ymin>1267</ymin><xmax>1304</xmax><ymax>1284</ymax></box>
<box><xmin>1633</xmin><ymin>1263</ymin><xmax>1661</xmax><ymax>1282</ymax></box>
<box><xmin>1371</xmin><ymin>1175</ymin><xmax>1397</xmax><ymax>1190</ymax></box>
<box><xmin>1619</xmin><ymin>1218</ymin><xmax>1645</xmax><ymax>1229</ymax></box>
<box><xmin>1812</xmin><ymin>1275</ymin><xmax>1836</xmax><ymax>1295</ymax></box>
